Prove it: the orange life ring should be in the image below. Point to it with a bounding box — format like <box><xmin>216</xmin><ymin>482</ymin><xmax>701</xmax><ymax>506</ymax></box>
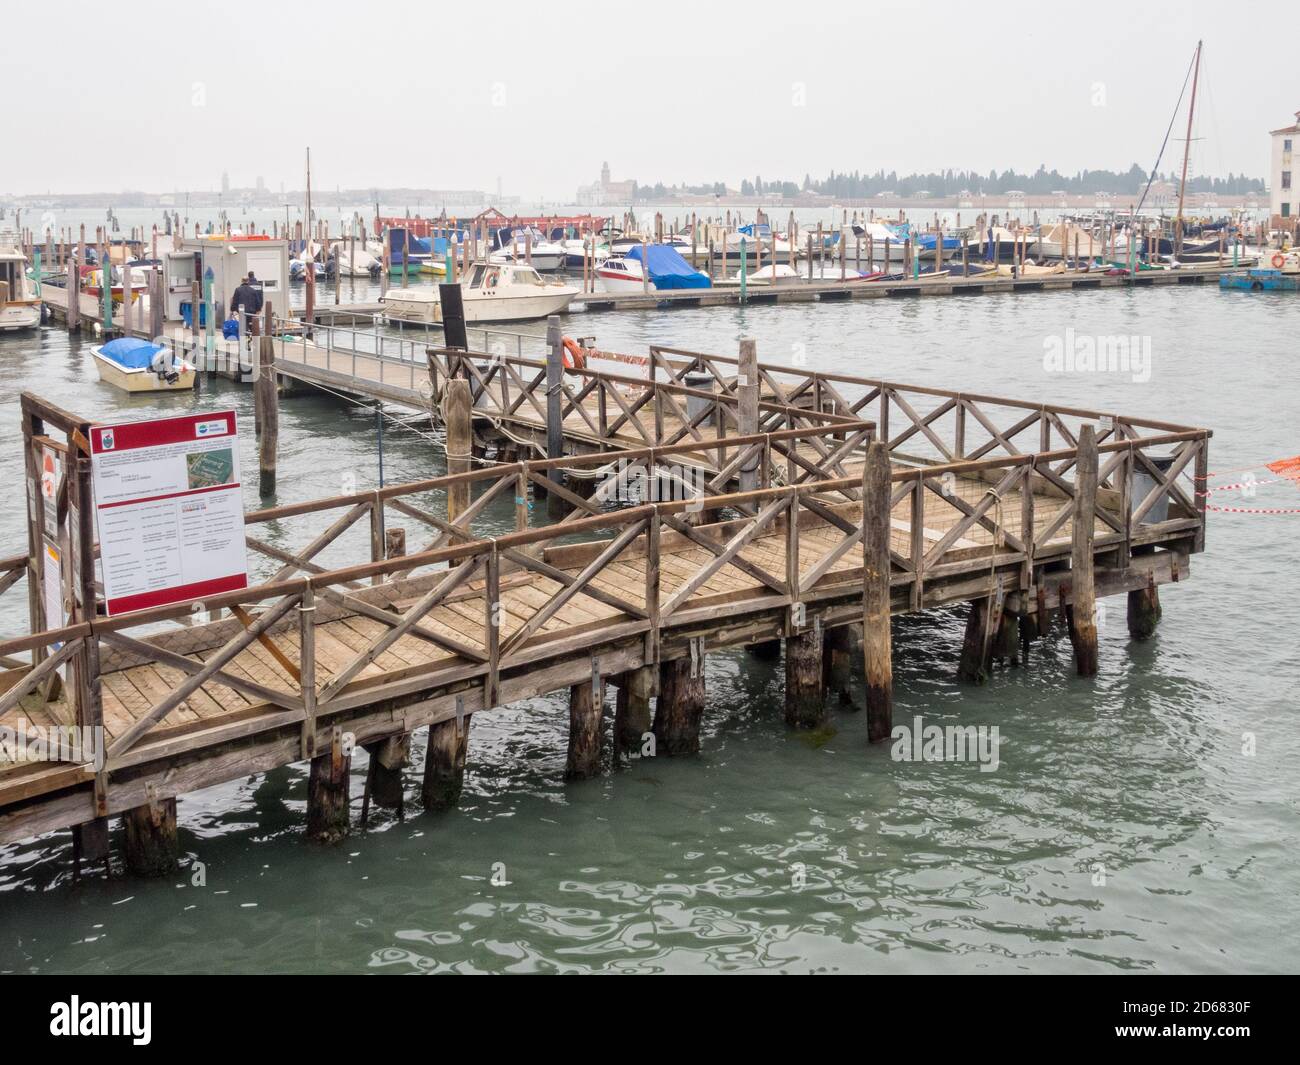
<box><xmin>562</xmin><ymin>336</ymin><xmax>586</xmax><ymax>370</ymax></box>
<box><xmin>1272</xmin><ymin>252</ymin><xmax>1286</xmax><ymax>269</ymax></box>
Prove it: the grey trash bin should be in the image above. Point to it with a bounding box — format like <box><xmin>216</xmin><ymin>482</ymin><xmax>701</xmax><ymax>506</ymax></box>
<box><xmin>684</xmin><ymin>373</ymin><xmax>713</xmax><ymax>422</ymax></box>
<box><xmin>1130</xmin><ymin>454</ymin><xmax>1176</xmax><ymax>523</ymax></box>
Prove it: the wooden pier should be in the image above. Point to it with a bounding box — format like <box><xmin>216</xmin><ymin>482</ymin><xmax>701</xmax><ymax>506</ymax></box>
<box><xmin>0</xmin><ymin>338</ymin><xmax>1211</xmax><ymax>875</ymax></box>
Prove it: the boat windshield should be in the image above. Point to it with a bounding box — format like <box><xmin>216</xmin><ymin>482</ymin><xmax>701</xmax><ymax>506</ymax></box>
<box><xmin>510</xmin><ymin>267</ymin><xmax>544</xmax><ymax>286</ymax></box>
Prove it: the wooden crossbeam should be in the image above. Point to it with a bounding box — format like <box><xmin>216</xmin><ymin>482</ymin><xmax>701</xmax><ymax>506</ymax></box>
<box><xmin>501</xmin><ymin>547</ymin><xmax>648</xmax><ymax>620</ymax></box>
<box><xmin>107</xmin><ymin>593</ymin><xmax>303</xmax><ymax>757</ymax></box>
<box><xmin>500</xmin><ymin>521</ymin><xmax>646</xmax><ymax>657</ymax></box>
<box><xmin>318</xmin><ymin>558</ymin><xmax>482</xmax><ymax>703</ymax></box>
<box><xmin>660</xmin><ymin>495</ymin><xmax>787</xmax><ymax>617</ymax></box>
<box><xmin>0</xmin><ymin>638</ymin><xmax>80</xmax><ymax>718</ymax></box>
<box><xmin>661</xmin><ymin>515</ymin><xmax>786</xmax><ymax>594</ymax></box>
<box><xmin>100</xmin><ymin>631</ymin><xmax>302</xmax><ymax>711</ymax></box>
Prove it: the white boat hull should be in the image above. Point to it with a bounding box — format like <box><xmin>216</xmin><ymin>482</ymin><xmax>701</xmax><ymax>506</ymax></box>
<box><xmin>383</xmin><ymin>288</ymin><xmax>577</xmax><ymax>324</ymax></box>
<box><xmin>596</xmin><ymin>269</ymin><xmax>652</xmax><ymax>294</ymax></box>
<box><xmin>490</xmin><ymin>250</ymin><xmax>565</xmax><ymax>272</ymax></box>
<box><xmin>0</xmin><ymin>301</ymin><xmax>41</xmax><ymax>331</ymax></box>
<box><xmin>91</xmin><ymin>347</ymin><xmax>197</xmax><ymax>392</ymax></box>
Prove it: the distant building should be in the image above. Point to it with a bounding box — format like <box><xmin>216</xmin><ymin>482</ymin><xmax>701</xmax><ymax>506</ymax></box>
<box><xmin>1269</xmin><ymin>110</ymin><xmax>1298</xmax><ymax>230</ymax></box>
<box><xmin>577</xmin><ymin>162</ymin><xmax>636</xmax><ymax>206</ymax></box>
<box><xmin>221</xmin><ymin>171</ymin><xmax>230</xmax><ymax>196</ymax></box>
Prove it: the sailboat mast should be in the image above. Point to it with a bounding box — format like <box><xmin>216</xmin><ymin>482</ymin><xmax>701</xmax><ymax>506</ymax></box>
<box><xmin>1175</xmin><ymin>40</ymin><xmax>1202</xmax><ymax>256</ymax></box>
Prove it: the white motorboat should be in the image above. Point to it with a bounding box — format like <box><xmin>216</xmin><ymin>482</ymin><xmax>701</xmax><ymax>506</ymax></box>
<box><xmin>595</xmin><ymin>251</ymin><xmax>711</xmax><ymax>294</ymax></box>
<box><xmin>560</xmin><ymin>237</ymin><xmax>610</xmax><ymax>269</ymax></box>
<box><xmin>382</xmin><ymin>263</ymin><xmax>578</xmax><ymax>323</ymax></box>
<box><xmin>0</xmin><ymin>239</ymin><xmax>42</xmax><ymax>331</ymax></box>
<box><xmin>489</xmin><ymin>229</ymin><xmax>566</xmax><ymax>272</ymax></box>
<box><xmin>90</xmin><ymin>337</ymin><xmax>197</xmax><ymax>392</ymax></box>
<box><xmin>330</xmin><ymin>241</ymin><xmax>381</xmax><ymax>277</ymax></box>
<box><xmin>594</xmin><ymin>255</ymin><xmax>650</xmax><ymax>293</ymax></box>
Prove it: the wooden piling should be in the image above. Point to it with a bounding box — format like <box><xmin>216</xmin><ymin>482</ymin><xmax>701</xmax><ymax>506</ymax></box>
<box><xmin>1068</xmin><ymin>424</ymin><xmax>1099</xmax><ymax>676</ymax></box>
<box><xmin>544</xmin><ymin>315</ymin><xmax>564</xmax><ymax>517</ymax></box>
<box><xmin>445</xmin><ymin>378</ymin><xmax>472</xmax><ymax>521</ymax></box>
<box><xmin>958</xmin><ymin>598</ymin><xmax>992</xmax><ymax>684</ymax></box>
<box><xmin>306</xmin><ymin>726</ymin><xmax>350</xmax><ymax>843</ymax></box>
<box><xmin>861</xmin><ymin>440</ymin><xmax>893</xmax><ymax>741</ymax></box>
<box><xmin>256</xmin><ymin>304</ymin><xmax>278</xmax><ymax>496</ymax></box>
<box><xmin>737</xmin><ymin>338</ymin><xmax>759</xmax><ymax>492</ymax></box>
<box><xmin>653</xmin><ymin>654</ymin><xmax>704</xmax><ymax>755</ymax></box>
<box><xmin>422</xmin><ymin>717</ymin><xmax>469</xmax><ymax>810</ymax></box>
<box><xmin>784</xmin><ymin>625</ymin><xmax>825</xmax><ymax>729</ymax></box>
<box><xmin>1127</xmin><ymin>578</ymin><xmax>1162</xmax><ymax>640</ymax></box>
<box><xmin>823</xmin><ymin>624</ymin><xmax>856</xmax><ymax>707</ymax></box>
<box><xmin>123</xmin><ymin>794</ymin><xmax>179</xmax><ymax>877</ymax></box>
<box><xmin>66</xmin><ymin>255</ymin><xmax>79</xmax><ymax>333</ymax></box>
<box><xmin>613</xmin><ymin>666</ymin><xmax>655</xmax><ymax>761</ymax></box>
<box><xmin>565</xmin><ymin>679</ymin><xmax>603</xmax><ymax>779</ymax></box>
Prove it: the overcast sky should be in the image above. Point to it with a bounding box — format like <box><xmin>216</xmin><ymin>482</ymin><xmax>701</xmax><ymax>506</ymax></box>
<box><xmin>4</xmin><ymin>1</ymin><xmax>1292</xmax><ymax>198</ymax></box>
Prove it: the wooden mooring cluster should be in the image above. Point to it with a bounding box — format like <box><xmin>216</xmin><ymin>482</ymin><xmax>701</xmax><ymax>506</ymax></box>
<box><xmin>0</xmin><ymin>336</ymin><xmax>1210</xmax><ymax>878</ymax></box>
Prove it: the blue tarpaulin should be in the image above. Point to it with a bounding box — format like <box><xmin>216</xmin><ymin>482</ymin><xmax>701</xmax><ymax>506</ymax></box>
<box><xmin>627</xmin><ymin>245</ymin><xmax>711</xmax><ymax>290</ymax></box>
<box><xmin>99</xmin><ymin>337</ymin><xmax>166</xmax><ymax>369</ymax></box>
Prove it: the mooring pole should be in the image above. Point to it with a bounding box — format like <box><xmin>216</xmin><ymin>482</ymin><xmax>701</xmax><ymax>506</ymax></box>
<box><xmin>545</xmin><ymin>315</ymin><xmax>564</xmax><ymax>518</ymax></box>
<box><xmin>861</xmin><ymin>440</ymin><xmax>893</xmax><ymax>740</ymax></box>
<box><xmin>737</xmin><ymin>338</ymin><xmax>759</xmax><ymax>492</ymax></box>
<box><xmin>257</xmin><ymin>303</ymin><xmax>278</xmax><ymax>496</ymax></box>
<box><xmin>654</xmin><ymin>655</ymin><xmax>705</xmax><ymax>756</ymax></box>
<box><xmin>1068</xmin><ymin>423</ymin><xmax>1099</xmax><ymax>676</ymax></box>
<box><xmin>446</xmin><ymin>378</ymin><xmax>472</xmax><ymax>521</ymax></box>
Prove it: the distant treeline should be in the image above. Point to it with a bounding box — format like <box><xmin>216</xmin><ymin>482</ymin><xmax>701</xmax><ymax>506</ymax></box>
<box><xmin>635</xmin><ymin>165</ymin><xmax>1264</xmax><ymax>199</ymax></box>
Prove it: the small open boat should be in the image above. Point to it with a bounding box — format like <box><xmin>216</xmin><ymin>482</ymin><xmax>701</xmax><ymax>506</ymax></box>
<box><xmin>90</xmin><ymin>337</ymin><xmax>197</xmax><ymax>392</ymax></box>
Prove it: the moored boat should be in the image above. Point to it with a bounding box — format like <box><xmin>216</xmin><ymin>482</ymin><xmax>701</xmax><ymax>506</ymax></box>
<box><xmin>0</xmin><ymin>239</ymin><xmax>42</xmax><ymax>331</ymax></box>
<box><xmin>382</xmin><ymin>263</ymin><xmax>578</xmax><ymax>323</ymax></box>
<box><xmin>90</xmin><ymin>337</ymin><xmax>197</xmax><ymax>392</ymax></box>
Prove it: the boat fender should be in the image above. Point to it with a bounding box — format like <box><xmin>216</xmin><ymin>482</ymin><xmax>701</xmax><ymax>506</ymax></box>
<box><xmin>561</xmin><ymin>336</ymin><xmax>586</xmax><ymax>370</ymax></box>
<box><xmin>1272</xmin><ymin>253</ymin><xmax>1286</xmax><ymax>269</ymax></box>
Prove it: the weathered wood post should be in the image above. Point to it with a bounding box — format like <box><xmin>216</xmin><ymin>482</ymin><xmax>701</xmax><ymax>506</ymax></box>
<box><xmin>307</xmin><ymin>725</ymin><xmax>350</xmax><ymax>843</ymax></box>
<box><xmin>1068</xmin><ymin>423</ymin><xmax>1099</xmax><ymax>676</ymax></box>
<box><xmin>123</xmin><ymin>793</ymin><xmax>179</xmax><ymax>877</ymax></box>
<box><xmin>565</xmin><ymin>676</ymin><xmax>603</xmax><ymax>779</ymax></box>
<box><xmin>861</xmin><ymin>440</ymin><xmax>893</xmax><ymax>741</ymax></box>
<box><xmin>364</xmin><ymin>527</ymin><xmax>410</xmax><ymax>812</ymax></box>
<box><xmin>445</xmin><ymin>377</ymin><xmax>472</xmax><ymax>521</ymax></box>
<box><xmin>613</xmin><ymin>666</ymin><xmax>655</xmax><ymax>761</ymax></box>
<box><xmin>257</xmin><ymin>304</ymin><xmax>278</xmax><ymax>496</ymax></box>
<box><xmin>784</xmin><ymin>621</ymin><xmax>825</xmax><ymax>729</ymax></box>
<box><xmin>1127</xmin><ymin>571</ymin><xmax>1162</xmax><ymax>640</ymax></box>
<box><xmin>148</xmin><ymin>268</ymin><xmax>164</xmax><ymax>339</ymax></box>
<box><xmin>545</xmin><ymin>315</ymin><xmax>565</xmax><ymax>517</ymax></box>
<box><xmin>823</xmin><ymin>624</ymin><xmax>856</xmax><ymax>707</ymax></box>
<box><xmin>654</xmin><ymin>650</ymin><xmax>705</xmax><ymax>755</ymax></box>
<box><xmin>737</xmin><ymin>338</ymin><xmax>760</xmax><ymax>493</ymax></box>
<box><xmin>422</xmin><ymin>710</ymin><xmax>470</xmax><ymax>811</ymax></box>
<box><xmin>66</xmin><ymin>252</ymin><xmax>80</xmax><ymax>333</ymax></box>
<box><xmin>958</xmin><ymin>598</ymin><xmax>993</xmax><ymax>684</ymax></box>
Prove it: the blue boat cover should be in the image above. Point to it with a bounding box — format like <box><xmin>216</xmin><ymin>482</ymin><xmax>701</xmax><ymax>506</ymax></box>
<box><xmin>388</xmin><ymin>228</ymin><xmax>432</xmax><ymax>260</ymax></box>
<box><xmin>100</xmin><ymin>337</ymin><xmax>166</xmax><ymax>369</ymax></box>
<box><xmin>627</xmin><ymin>245</ymin><xmax>711</xmax><ymax>290</ymax></box>
<box><xmin>915</xmin><ymin>233</ymin><xmax>961</xmax><ymax>251</ymax></box>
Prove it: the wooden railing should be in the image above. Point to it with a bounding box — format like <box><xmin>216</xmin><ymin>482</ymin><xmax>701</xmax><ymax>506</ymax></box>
<box><xmin>0</xmin><ymin>411</ymin><xmax>1208</xmax><ymax>779</ymax></box>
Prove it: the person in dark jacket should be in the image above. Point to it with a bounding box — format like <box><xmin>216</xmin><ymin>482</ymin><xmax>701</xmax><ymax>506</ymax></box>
<box><xmin>230</xmin><ymin>273</ymin><xmax>264</xmax><ymax>346</ymax></box>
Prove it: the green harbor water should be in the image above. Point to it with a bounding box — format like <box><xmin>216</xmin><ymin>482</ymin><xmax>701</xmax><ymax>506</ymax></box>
<box><xmin>0</xmin><ymin>277</ymin><xmax>1297</xmax><ymax>973</ymax></box>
